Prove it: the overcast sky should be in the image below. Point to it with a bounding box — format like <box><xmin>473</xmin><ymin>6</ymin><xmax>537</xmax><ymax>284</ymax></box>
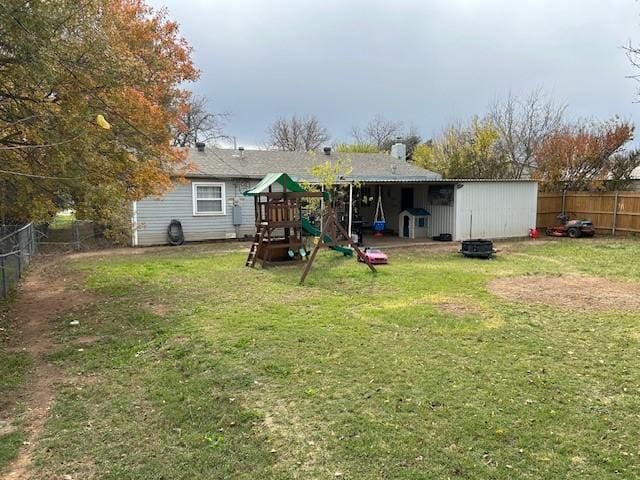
<box><xmin>150</xmin><ymin>0</ymin><xmax>640</xmax><ymax>148</ymax></box>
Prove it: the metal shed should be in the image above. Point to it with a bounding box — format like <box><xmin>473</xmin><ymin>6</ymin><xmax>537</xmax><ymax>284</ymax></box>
<box><xmin>451</xmin><ymin>180</ymin><xmax>538</xmax><ymax>240</ymax></box>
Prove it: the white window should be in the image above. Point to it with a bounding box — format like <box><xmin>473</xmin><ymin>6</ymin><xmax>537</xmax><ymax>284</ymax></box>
<box><xmin>192</xmin><ymin>182</ymin><xmax>226</xmax><ymax>216</ymax></box>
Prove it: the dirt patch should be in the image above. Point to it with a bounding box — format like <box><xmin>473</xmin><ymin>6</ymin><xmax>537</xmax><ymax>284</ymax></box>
<box><xmin>0</xmin><ymin>419</ymin><xmax>16</xmax><ymax>436</ymax></box>
<box><xmin>489</xmin><ymin>275</ymin><xmax>640</xmax><ymax>311</ymax></box>
<box><xmin>144</xmin><ymin>303</ymin><xmax>171</xmax><ymax>316</ymax></box>
<box><xmin>437</xmin><ymin>300</ymin><xmax>483</xmax><ymax>317</ymax></box>
<box><xmin>72</xmin><ymin>335</ymin><xmax>102</xmax><ymax>346</ymax></box>
<box><xmin>1</xmin><ymin>257</ymin><xmax>96</xmax><ymax>480</ymax></box>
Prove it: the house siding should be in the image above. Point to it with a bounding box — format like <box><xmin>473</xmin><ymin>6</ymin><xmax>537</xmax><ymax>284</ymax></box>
<box><xmin>454</xmin><ymin>181</ymin><xmax>538</xmax><ymax>241</ymax></box>
<box><xmin>134</xmin><ymin>178</ymin><xmax>256</xmax><ymax>246</ymax></box>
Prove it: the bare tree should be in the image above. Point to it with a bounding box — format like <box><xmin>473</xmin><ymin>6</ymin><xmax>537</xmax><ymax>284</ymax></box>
<box><xmin>173</xmin><ymin>94</ymin><xmax>229</xmax><ymax>147</ymax></box>
<box><xmin>488</xmin><ymin>90</ymin><xmax>566</xmax><ymax>178</ymax></box>
<box><xmin>625</xmin><ymin>41</ymin><xmax>640</xmax><ymax>100</ymax></box>
<box><xmin>381</xmin><ymin>125</ymin><xmax>422</xmax><ymax>159</ymax></box>
<box><xmin>266</xmin><ymin>115</ymin><xmax>330</xmax><ymax>151</ymax></box>
<box><xmin>350</xmin><ymin>114</ymin><xmax>403</xmax><ymax>149</ymax></box>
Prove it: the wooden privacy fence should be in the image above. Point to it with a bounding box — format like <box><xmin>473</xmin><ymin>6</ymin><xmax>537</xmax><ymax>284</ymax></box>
<box><xmin>537</xmin><ymin>191</ymin><xmax>640</xmax><ymax>235</ymax></box>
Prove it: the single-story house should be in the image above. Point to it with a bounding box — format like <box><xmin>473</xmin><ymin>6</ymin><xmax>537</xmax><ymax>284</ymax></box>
<box><xmin>132</xmin><ymin>144</ymin><xmax>538</xmax><ymax>246</ymax></box>
<box><xmin>630</xmin><ymin>166</ymin><xmax>640</xmax><ymax>191</ymax></box>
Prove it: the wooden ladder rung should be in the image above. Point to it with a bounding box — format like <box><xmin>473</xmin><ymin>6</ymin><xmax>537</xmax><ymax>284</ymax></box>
<box><xmin>246</xmin><ymin>226</ymin><xmax>267</xmax><ymax>268</ymax></box>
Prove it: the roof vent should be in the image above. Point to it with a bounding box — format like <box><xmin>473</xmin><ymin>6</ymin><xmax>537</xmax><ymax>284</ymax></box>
<box><xmin>323</xmin><ymin>146</ymin><xmax>331</xmax><ymax>155</ymax></box>
<box><xmin>195</xmin><ymin>142</ymin><xmax>205</xmax><ymax>152</ymax></box>
<box><xmin>238</xmin><ymin>146</ymin><xmax>245</xmax><ymax>158</ymax></box>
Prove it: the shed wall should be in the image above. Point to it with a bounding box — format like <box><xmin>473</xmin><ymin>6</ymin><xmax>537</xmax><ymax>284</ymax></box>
<box><xmin>424</xmin><ymin>205</ymin><xmax>455</xmax><ymax>238</ymax></box>
<box><xmin>134</xmin><ymin>178</ymin><xmax>256</xmax><ymax>246</ymax></box>
<box><xmin>454</xmin><ymin>182</ymin><xmax>538</xmax><ymax>240</ymax></box>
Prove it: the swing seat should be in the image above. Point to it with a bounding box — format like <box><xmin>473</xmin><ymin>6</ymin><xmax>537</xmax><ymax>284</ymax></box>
<box><xmin>373</xmin><ymin>220</ymin><xmax>386</xmax><ymax>232</ymax></box>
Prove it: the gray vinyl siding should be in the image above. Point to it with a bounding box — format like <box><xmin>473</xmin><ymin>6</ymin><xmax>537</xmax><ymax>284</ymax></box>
<box><xmin>134</xmin><ymin>178</ymin><xmax>256</xmax><ymax>246</ymax></box>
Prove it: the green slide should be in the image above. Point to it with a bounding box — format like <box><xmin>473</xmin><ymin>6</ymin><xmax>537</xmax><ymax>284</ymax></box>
<box><xmin>301</xmin><ymin>218</ymin><xmax>353</xmax><ymax>257</ymax></box>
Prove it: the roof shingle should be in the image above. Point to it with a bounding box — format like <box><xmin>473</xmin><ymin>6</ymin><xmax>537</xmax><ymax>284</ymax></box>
<box><xmin>185</xmin><ymin>148</ymin><xmax>442</xmax><ymax>183</ymax></box>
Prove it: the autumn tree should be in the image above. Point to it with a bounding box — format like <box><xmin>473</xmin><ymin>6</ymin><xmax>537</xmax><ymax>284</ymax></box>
<box><xmin>0</xmin><ymin>0</ymin><xmax>197</xmax><ymax>236</ymax></box>
<box><xmin>266</xmin><ymin>115</ymin><xmax>330</xmax><ymax>151</ymax></box>
<box><xmin>413</xmin><ymin>118</ymin><xmax>510</xmax><ymax>179</ymax></box>
<box><xmin>172</xmin><ymin>94</ymin><xmax>228</xmax><ymax>147</ymax></box>
<box><xmin>534</xmin><ymin>118</ymin><xmax>635</xmax><ymax>191</ymax></box>
<box><xmin>488</xmin><ymin>90</ymin><xmax>566</xmax><ymax>178</ymax></box>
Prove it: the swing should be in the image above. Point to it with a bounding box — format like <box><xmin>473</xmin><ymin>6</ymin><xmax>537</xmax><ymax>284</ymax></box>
<box><xmin>373</xmin><ymin>186</ymin><xmax>386</xmax><ymax>233</ymax></box>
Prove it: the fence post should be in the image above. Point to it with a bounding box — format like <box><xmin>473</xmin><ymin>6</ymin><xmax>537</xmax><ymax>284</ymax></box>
<box><xmin>0</xmin><ymin>256</ymin><xmax>6</xmax><ymax>299</ymax></box>
<box><xmin>28</xmin><ymin>224</ymin><xmax>33</xmax><ymax>257</ymax></box>
<box><xmin>612</xmin><ymin>191</ymin><xmax>619</xmax><ymax>237</ymax></box>
<box><xmin>73</xmin><ymin>221</ymin><xmax>80</xmax><ymax>251</ymax></box>
<box><xmin>17</xmin><ymin>246</ymin><xmax>22</xmax><ymax>277</ymax></box>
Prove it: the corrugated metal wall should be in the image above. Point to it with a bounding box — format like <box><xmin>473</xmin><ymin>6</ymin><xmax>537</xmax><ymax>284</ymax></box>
<box><xmin>134</xmin><ymin>179</ymin><xmax>256</xmax><ymax>246</ymax></box>
<box><xmin>454</xmin><ymin>182</ymin><xmax>538</xmax><ymax>240</ymax></box>
<box><xmin>425</xmin><ymin>205</ymin><xmax>455</xmax><ymax>238</ymax></box>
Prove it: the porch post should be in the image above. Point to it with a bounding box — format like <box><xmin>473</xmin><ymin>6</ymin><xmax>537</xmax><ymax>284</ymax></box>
<box><xmin>320</xmin><ymin>185</ymin><xmax>324</xmax><ymax>233</ymax></box>
<box><xmin>348</xmin><ymin>183</ymin><xmax>353</xmax><ymax>238</ymax></box>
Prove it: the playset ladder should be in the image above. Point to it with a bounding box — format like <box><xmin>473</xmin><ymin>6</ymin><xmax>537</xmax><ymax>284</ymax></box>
<box><xmin>246</xmin><ymin>226</ymin><xmax>267</xmax><ymax>268</ymax></box>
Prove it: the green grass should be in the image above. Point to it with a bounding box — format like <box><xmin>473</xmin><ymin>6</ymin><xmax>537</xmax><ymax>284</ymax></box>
<box><xmin>0</xmin><ymin>300</ymin><xmax>32</xmax><ymax>472</ymax></box>
<box><xmin>48</xmin><ymin>210</ymin><xmax>75</xmax><ymax>230</ymax></box>
<box><xmin>25</xmin><ymin>239</ymin><xmax>640</xmax><ymax>478</ymax></box>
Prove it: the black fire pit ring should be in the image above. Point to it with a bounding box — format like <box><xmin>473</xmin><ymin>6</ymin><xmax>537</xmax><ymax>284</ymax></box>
<box><xmin>460</xmin><ymin>239</ymin><xmax>495</xmax><ymax>259</ymax></box>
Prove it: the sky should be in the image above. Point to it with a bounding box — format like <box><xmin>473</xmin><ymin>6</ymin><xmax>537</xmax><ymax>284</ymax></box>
<box><xmin>150</xmin><ymin>0</ymin><xmax>640</xmax><ymax>149</ymax></box>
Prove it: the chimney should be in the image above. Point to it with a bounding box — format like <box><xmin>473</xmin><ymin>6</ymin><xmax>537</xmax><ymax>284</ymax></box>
<box><xmin>195</xmin><ymin>142</ymin><xmax>206</xmax><ymax>152</ymax></box>
<box><xmin>238</xmin><ymin>146</ymin><xmax>245</xmax><ymax>159</ymax></box>
<box><xmin>323</xmin><ymin>146</ymin><xmax>332</xmax><ymax>156</ymax></box>
<box><xmin>390</xmin><ymin>137</ymin><xmax>406</xmax><ymax>161</ymax></box>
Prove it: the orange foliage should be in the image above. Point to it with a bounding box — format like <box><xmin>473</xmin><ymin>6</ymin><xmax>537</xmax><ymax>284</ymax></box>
<box><xmin>534</xmin><ymin>119</ymin><xmax>634</xmax><ymax>191</ymax></box>
<box><xmin>0</xmin><ymin>0</ymin><xmax>199</xmax><ymax>234</ymax></box>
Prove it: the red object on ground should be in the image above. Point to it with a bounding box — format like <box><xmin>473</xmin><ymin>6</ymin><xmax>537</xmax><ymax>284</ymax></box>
<box><xmin>529</xmin><ymin>228</ymin><xmax>539</xmax><ymax>239</ymax></box>
<box><xmin>358</xmin><ymin>247</ymin><xmax>388</xmax><ymax>264</ymax></box>
<box><xmin>546</xmin><ymin>214</ymin><xmax>595</xmax><ymax>238</ymax></box>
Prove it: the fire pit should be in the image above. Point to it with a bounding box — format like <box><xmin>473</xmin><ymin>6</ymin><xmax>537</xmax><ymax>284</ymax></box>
<box><xmin>460</xmin><ymin>239</ymin><xmax>495</xmax><ymax>259</ymax></box>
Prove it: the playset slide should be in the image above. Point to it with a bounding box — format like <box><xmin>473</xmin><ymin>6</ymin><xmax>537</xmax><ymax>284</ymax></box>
<box><xmin>301</xmin><ymin>218</ymin><xmax>353</xmax><ymax>256</ymax></box>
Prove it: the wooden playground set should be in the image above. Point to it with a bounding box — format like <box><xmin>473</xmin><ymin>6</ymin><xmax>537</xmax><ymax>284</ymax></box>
<box><xmin>243</xmin><ymin>173</ymin><xmax>376</xmax><ymax>284</ymax></box>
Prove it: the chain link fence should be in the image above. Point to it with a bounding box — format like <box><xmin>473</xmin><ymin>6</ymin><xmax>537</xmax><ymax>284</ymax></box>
<box><xmin>0</xmin><ymin>223</ymin><xmax>39</xmax><ymax>299</ymax></box>
<box><xmin>38</xmin><ymin>218</ymin><xmax>112</xmax><ymax>253</ymax></box>
<box><xmin>0</xmin><ymin>218</ymin><xmax>116</xmax><ymax>299</ymax></box>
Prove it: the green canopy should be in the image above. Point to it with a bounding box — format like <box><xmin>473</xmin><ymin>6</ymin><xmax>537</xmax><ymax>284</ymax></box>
<box><xmin>243</xmin><ymin>173</ymin><xmax>306</xmax><ymax>196</ymax></box>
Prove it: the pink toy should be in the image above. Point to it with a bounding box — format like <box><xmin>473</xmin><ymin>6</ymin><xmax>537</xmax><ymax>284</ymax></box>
<box><xmin>358</xmin><ymin>247</ymin><xmax>388</xmax><ymax>265</ymax></box>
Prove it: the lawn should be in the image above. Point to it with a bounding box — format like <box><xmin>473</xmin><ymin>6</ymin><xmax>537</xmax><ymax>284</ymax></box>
<box><xmin>6</xmin><ymin>239</ymin><xmax>640</xmax><ymax>478</ymax></box>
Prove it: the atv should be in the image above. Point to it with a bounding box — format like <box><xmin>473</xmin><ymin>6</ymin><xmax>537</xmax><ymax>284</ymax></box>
<box><xmin>546</xmin><ymin>213</ymin><xmax>595</xmax><ymax>238</ymax></box>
